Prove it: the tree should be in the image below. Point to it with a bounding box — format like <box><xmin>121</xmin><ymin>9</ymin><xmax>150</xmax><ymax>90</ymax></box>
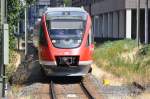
<box><xmin>7</xmin><ymin>0</ymin><xmax>21</xmax><ymax>49</ymax></box>
<box><xmin>64</xmin><ymin>0</ymin><xmax>71</xmax><ymax>6</ymax></box>
<box><xmin>25</xmin><ymin>0</ymin><xmax>36</xmax><ymax>5</ymax></box>
<box><xmin>7</xmin><ymin>0</ymin><xmax>36</xmax><ymax>49</ymax></box>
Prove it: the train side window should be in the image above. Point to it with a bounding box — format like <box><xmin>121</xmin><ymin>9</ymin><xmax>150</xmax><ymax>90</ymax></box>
<box><xmin>39</xmin><ymin>23</ymin><xmax>48</xmax><ymax>46</ymax></box>
<box><xmin>86</xmin><ymin>28</ymin><xmax>92</xmax><ymax>47</ymax></box>
<box><xmin>91</xmin><ymin>25</ymin><xmax>94</xmax><ymax>44</ymax></box>
<box><xmin>86</xmin><ymin>35</ymin><xmax>90</xmax><ymax>47</ymax></box>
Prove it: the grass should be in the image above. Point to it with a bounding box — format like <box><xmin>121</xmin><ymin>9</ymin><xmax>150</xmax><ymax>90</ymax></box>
<box><xmin>6</xmin><ymin>50</ymin><xmax>20</xmax><ymax>80</ymax></box>
<box><xmin>93</xmin><ymin>39</ymin><xmax>150</xmax><ymax>84</ymax></box>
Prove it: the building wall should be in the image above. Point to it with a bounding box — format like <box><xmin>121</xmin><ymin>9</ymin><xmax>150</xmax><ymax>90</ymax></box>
<box><xmin>91</xmin><ymin>0</ymin><xmax>150</xmax><ymax>40</ymax></box>
<box><xmin>108</xmin><ymin>13</ymin><xmax>113</xmax><ymax>38</ymax></box>
<box><xmin>125</xmin><ymin>0</ymin><xmax>150</xmax><ymax>9</ymax></box>
<box><xmin>113</xmin><ymin>12</ymin><xmax>119</xmax><ymax>38</ymax></box>
<box><xmin>37</xmin><ymin>0</ymin><xmax>50</xmax><ymax>5</ymax></box>
<box><xmin>91</xmin><ymin>0</ymin><xmax>125</xmax><ymax>15</ymax></box>
<box><xmin>72</xmin><ymin>0</ymin><xmax>82</xmax><ymax>6</ymax></box>
<box><xmin>72</xmin><ymin>0</ymin><xmax>92</xmax><ymax>7</ymax></box>
<box><xmin>126</xmin><ymin>10</ymin><xmax>132</xmax><ymax>39</ymax></box>
<box><xmin>91</xmin><ymin>0</ymin><xmax>150</xmax><ymax>15</ymax></box>
<box><xmin>72</xmin><ymin>0</ymin><xmax>150</xmax><ymax>42</ymax></box>
<box><xmin>119</xmin><ymin>11</ymin><xmax>125</xmax><ymax>38</ymax></box>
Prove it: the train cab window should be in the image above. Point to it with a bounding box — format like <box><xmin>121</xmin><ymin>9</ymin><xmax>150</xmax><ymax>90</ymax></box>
<box><xmin>39</xmin><ymin>23</ymin><xmax>48</xmax><ymax>46</ymax></box>
<box><xmin>46</xmin><ymin>19</ymin><xmax>86</xmax><ymax>48</ymax></box>
<box><xmin>45</xmin><ymin>11</ymin><xmax>88</xmax><ymax>49</ymax></box>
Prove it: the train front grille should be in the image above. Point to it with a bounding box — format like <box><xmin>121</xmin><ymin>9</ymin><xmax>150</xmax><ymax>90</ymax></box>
<box><xmin>55</xmin><ymin>56</ymin><xmax>79</xmax><ymax>67</ymax></box>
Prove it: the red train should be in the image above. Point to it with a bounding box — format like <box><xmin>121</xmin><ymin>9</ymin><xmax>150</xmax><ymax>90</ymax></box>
<box><xmin>33</xmin><ymin>7</ymin><xmax>94</xmax><ymax>76</ymax></box>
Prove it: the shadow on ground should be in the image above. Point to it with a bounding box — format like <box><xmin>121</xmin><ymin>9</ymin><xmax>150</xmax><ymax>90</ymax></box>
<box><xmin>9</xmin><ymin>43</ymin><xmax>82</xmax><ymax>85</ymax></box>
<box><xmin>10</xmin><ymin>44</ymin><xmax>47</xmax><ymax>85</ymax></box>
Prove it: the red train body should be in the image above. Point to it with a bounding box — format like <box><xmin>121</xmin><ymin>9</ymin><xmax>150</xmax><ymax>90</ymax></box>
<box><xmin>33</xmin><ymin>7</ymin><xmax>94</xmax><ymax>76</ymax></box>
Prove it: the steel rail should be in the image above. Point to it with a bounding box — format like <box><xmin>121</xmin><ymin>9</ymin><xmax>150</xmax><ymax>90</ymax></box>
<box><xmin>50</xmin><ymin>81</ymin><xmax>57</xmax><ymax>99</ymax></box>
<box><xmin>80</xmin><ymin>81</ymin><xmax>94</xmax><ymax>99</ymax></box>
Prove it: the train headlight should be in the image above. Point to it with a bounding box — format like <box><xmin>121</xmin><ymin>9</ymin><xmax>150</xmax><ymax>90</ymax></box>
<box><xmin>78</xmin><ymin>40</ymin><xmax>81</xmax><ymax>43</ymax></box>
<box><xmin>52</xmin><ymin>40</ymin><xmax>56</xmax><ymax>43</ymax></box>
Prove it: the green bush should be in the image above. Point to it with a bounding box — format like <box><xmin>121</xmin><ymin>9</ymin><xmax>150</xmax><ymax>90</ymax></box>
<box><xmin>6</xmin><ymin>50</ymin><xmax>19</xmax><ymax>79</ymax></box>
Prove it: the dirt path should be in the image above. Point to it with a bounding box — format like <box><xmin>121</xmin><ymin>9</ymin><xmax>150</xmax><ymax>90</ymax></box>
<box><xmin>91</xmin><ymin>64</ymin><xmax>126</xmax><ymax>86</ymax></box>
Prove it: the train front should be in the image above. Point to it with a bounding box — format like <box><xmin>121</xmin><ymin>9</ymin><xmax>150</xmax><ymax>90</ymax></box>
<box><xmin>39</xmin><ymin>8</ymin><xmax>94</xmax><ymax>76</ymax></box>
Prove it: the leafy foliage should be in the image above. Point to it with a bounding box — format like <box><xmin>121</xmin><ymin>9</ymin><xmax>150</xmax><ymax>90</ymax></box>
<box><xmin>26</xmin><ymin>0</ymin><xmax>36</xmax><ymax>5</ymax></box>
<box><xmin>6</xmin><ymin>0</ymin><xmax>36</xmax><ymax>81</ymax></box>
<box><xmin>7</xmin><ymin>0</ymin><xmax>21</xmax><ymax>49</ymax></box>
<box><xmin>64</xmin><ymin>0</ymin><xmax>72</xmax><ymax>6</ymax></box>
<box><xmin>7</xmin><ymin>0</ymin><xmax>36</xmax><ymax>49</ymax></box>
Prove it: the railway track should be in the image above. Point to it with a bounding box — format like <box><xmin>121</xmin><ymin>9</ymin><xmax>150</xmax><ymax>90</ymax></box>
<box><xmin>50</xmin><ymin>81</ymin><xmax>57</xmax><ymax>99</ymax></box>
<box><xmin>80</xmin><ymin>81</ymin><xmax>94</xmax><ymax>99</ymax></box>
<box><xmin>49</xmin><ymin>79</ymin><xmax>98</xmax><ymax>99</ymax></box>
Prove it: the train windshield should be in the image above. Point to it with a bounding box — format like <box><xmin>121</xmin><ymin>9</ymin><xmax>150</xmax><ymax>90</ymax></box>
<box><xmin>46</xmin><ymin>12</ymin><xmax>86</xmax><ymax>48</ymax></box>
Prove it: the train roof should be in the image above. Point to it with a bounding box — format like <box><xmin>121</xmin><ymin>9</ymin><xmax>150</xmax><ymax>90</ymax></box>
<box><xmin>45</xmin><ymin>7</ymin><xmax>86</xmax><ymax>13</ymax></box>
